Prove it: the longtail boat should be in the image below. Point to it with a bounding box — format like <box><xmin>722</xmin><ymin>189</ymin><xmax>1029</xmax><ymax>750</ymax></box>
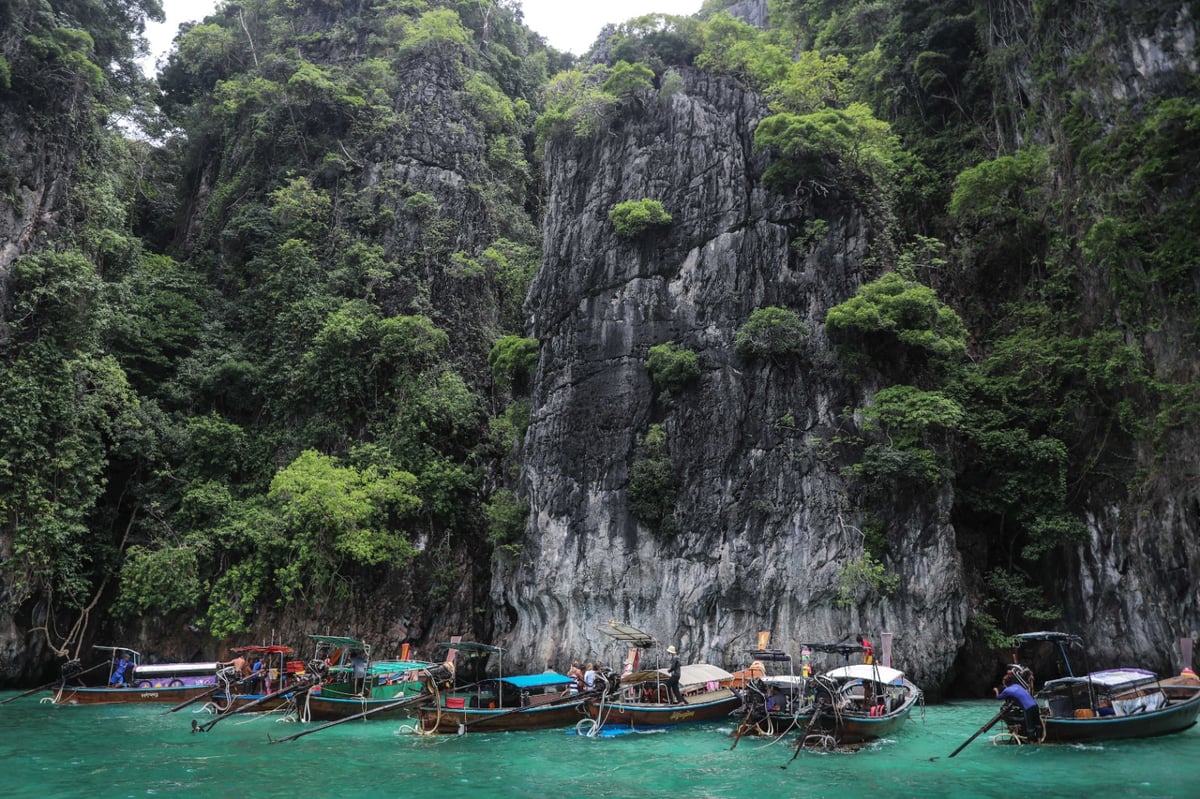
<box><xmin>50</xmin><ymin>646</ymin><xmax>221</xmax><ymax>706</ymax></box>
<box><xmin>581</xmin><ymin>623</ymin><xmax>742</xmax><ymax>733</ymax></box>
<box><xmin>205</xmin><ymin>645</ymin><xmax>304</xmax><ymax>714</ymax></box>
<box><xmin>994</xmin><ymin>632</ymin><xmax>1200</xmax><ymax>744</ymax></box>
<box><xmin>416</xmin><ymin>671</ymin><xmax>590</xmax><ymax>734</ymax></box>
<box><xmin>297</xmin><ymin>634</ymin><xmax>441</xmax><ymax>722</ymax></box>
<box><xmin>785</xmin><ymin>641</ymin><xmax>922</xmax><ymax>749</ymax></box>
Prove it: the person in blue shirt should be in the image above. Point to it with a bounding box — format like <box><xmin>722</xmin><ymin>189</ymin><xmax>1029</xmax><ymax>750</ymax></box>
<box><xmin>995</xmin><ymin>672</ymin><xmax>1043</xmax><ymax>741</ymax></box>
<box><xmin>109</xmin><ymin>653</ymin><xmax>133</xmax><ymax>687</ymax></box>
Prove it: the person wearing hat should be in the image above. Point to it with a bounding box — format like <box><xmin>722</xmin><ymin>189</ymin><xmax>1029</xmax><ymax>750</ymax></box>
<box><xmin>665</xmin><ymin>646</ymin><xmax>683</xmax><ymax>704</ymax></box>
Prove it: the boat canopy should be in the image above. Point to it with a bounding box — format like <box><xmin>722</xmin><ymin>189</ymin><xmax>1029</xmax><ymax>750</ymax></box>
<box><xmin>762</xmin><ymin>675</ymin><xmax>808</xmax><ymax>688</ymax></box>
<box><xmin>598</xmin><ymin>621</ymin><xmax>658</xmax><ymax>648</ymax></box>
<box><xmin>749</xmin><ymin>648</ymin><xmax>792</xmax><ymax>662</ymax></box>
<box><xmin>824</xmin><ymin>664</ymin><xmax>906</xmax><ymax>684</ymax></box>
<box><xmin>1043</xmin><ymin>668</ymin><xmax>1157</xmax><ymax>690</ymax></box>
<box><xmin>620</xmin><ymin>664</ymin><xmax>734</xmax><ymax>686</ymax></box>
<box><xmin>1013</xmin><ymin>631</ymin><xmax>1083</xmax><ymax>645</ymax></box>
<box><xmin>232</xmin><ymin>645</ymin><xmax>293</xmax><ymax>655</ymax></box>
<box><xmin>133</xmin><ymin>662</ymin><xmax>221</xmax><ymax>677</ymax></box>
<box><xmin>497</xmin><ymin>672</ymin><xmax>573</xmax><ymax>689</ymax></box>
<box><xmin>803</xmin><ymin>641</ymin><xmax>867</xmax><ymax>656</ymax></box>
<box><xmin>436</xmin><ymin>641</ymin><xmax>504</xmax><ymax>654</ymax></box>
<box><xmin>309</xmin><ymin>635</ymin><xmax>370</xmax><ymax>653</ymax></box>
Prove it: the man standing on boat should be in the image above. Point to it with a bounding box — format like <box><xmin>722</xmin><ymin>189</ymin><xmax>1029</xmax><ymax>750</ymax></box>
<box><xmin>665</xmin><ymin>646</ymin><xmax>683</xmax><ymax>704</ymax></box>
<box><xmin>995</xmin><ymin>672</ymin><xmax>1043</xmax><ymax>741</ymax></box>
<box><xmin>109</xmin><ymin>653</ymin><xmax>133</xmax><ymax>687</ymax></box>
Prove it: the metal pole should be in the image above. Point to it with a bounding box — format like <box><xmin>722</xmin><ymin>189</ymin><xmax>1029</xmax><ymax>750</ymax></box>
<box><xmin>881</xmin><ymin>632</ymin><xmax>893</xmax><ymax>668</ymax></box>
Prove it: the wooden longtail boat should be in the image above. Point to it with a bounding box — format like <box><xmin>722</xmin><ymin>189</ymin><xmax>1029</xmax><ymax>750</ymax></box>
<box><xmin>50</xmin><ymin>646</ymin><xmax>221</xmax><ymax>706</ymax></box>
<box><xmin>416</xmin><ymin>672</ymin><xmax>589</xmax><ymax>734</ymax></box>
<box><xmin>296</xmin><ymin>634</ymin><xmax>442</xmax><ymax>722</ymax></box>
<box><xmin>207</xmin><ymin>645</ymin><xmax>304</xmax><ymax>714</ymax></box>
<box><xmin>584</xmin><ymin>663</ymin><xmax>743</xmax><ymax>730</ymax></box>
<box><xmin>793</xmin><ymin>662</ymin><xmax>922</xmax><ymax>747</ymax></box>
<box><xmin>998</xmin><ymin>632</ymin><xmax>1200</xmax><ymax>744</ymax></box>
<box><xmin>578</xmin><ymin>621</ymin><xmax>744</xmax><ymax>733</ymax></box>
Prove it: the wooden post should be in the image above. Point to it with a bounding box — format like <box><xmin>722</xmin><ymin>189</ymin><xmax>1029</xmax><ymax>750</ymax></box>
<box><xmin>1181</xmin><ymin>638</ymin><xmax>1194</xmax><ymax>672</ymax></box>
<box><xmin>881</xmin><ymin>632</ymin><xmax>894</xmax><ymax>668</ymax></box>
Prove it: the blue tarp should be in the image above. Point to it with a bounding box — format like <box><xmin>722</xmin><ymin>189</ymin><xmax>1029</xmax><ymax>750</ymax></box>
<box><xmin>498</xmin><ymin>672</ymin><xmax>573</xmax><ymax>688</ymax></box>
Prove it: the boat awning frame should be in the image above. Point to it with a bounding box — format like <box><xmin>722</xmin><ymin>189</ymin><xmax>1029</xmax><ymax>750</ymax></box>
<box><xmin>598</xmin><ymin>622</ymin><xmax>658</xmax><ymax>648</ymax></box>
<box><xmin>435</xmin><ymin>641</ymin><xmax>504</xmax><ymax>655</ymax></box>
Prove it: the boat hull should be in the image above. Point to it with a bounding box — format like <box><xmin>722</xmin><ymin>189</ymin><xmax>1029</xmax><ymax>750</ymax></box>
<box><xmin>1040</xmin><ymin>690</ymin><xmax>1200</xmax><ymax>743</ymax></box>
<box><xmin>585</xmin><ymin>689</ymin><xmax>742</xmax><ymax>729</ymax></box>
<box><xmin>302</xmin><ymin>692</ymin><xmax>425</xmax><ymax>721</ymax></box>
<box><xmin>50</xmin><ymin>683</ymin><xmax>216</xmax><ymax>706</ymax></box>
<box><xmin>416</xmin><ymin>699</ymin><xmax>589</xmax><ymax>733</ymax></box>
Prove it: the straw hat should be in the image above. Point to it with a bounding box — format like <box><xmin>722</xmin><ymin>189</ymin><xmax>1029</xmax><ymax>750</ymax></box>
<box><xmin>667</xmin><ymin>646</ymin><xmax>677</xmax><ymax>655</ymax></box>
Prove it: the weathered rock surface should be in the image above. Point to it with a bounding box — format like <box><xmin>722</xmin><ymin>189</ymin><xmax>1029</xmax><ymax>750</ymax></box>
<box><xmin>495</xmin><ymin>69</ymin><xmax>968</xmax><ymax>690</ymax></box>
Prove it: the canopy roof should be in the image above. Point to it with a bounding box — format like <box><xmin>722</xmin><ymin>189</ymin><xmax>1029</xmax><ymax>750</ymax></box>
<box><xmin>308</xmin><ymin>635</ymin><xmax>369</xmax><ymax>651</ymax></box>
<box><xmin>824</xmin><ymin>664</ymin><xmax>906</xmax><ymax>684</ymax></box>
<box><xmin>232</xmin><ymin>645</ymin><xmax>293</xmax><ymax>654</ymax></box>
<box><xmin>749</xmin><ymin>648</ymin><xmax>792</xmax><ymax>663</ymax></box>
<box><xmin>1043</xmin><ymin>668</ymin><xmax>1157</xmax><ymax>690</ymax></box>
<box><xmin>496</xmin><ymin>672</ymin><xmax>573</xmax><ymax>689</ymax></box>
<box><xmin>598</xmin><ymin>622</ymin><xmax>657</xmax><ymax>648</ymax></box>
<box><xmin>436</xmin><ymin>641</ymin><xmax>504</xmax><ymax>654</ymax></box>
<box><xmin>1012</xmin><ymin>631</ymin><xmax>1083</xmax><ymax>645</ymax></box>
<box><xmin>803</xmin><ymin>641</ymin><xmax>866</xmax><ymax>655</ymax></box>
<box><xmin>622</xmin><ymin>664</ymin><xmax>734</xmax><ymax>686</ymax></box>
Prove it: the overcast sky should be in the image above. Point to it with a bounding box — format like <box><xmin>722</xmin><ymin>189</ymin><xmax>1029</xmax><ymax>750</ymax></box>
<box><xmin>143</xmin><ymin>1</ymin><xmax>705</xmax><ymax>71</ymax></box>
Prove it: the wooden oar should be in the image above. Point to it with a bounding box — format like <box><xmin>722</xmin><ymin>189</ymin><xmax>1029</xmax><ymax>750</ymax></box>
<box><xmin>267</xmin><ymin>690</ymin><xmax>432</xmax><ymax>743</ymax></box>
<box><xmin>191</xmin><ymin>677</ymin><xmax>319</xmax><ymax>733</ymax></box>
<box><xmin>947</xmin><ymin>705</ymin><xmax>1009</xmax><ymax>758</ymax></box>
<box><xmin>1</xmin><ymin>661</ymin><xmax>103</xmax><ymax>705</ymax></box>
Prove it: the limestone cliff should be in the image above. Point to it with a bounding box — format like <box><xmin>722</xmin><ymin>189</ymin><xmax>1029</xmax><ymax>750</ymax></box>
<box><xmin>496</xmin><ymin>69</ymin><xmax>967</xmax><ymax>689</ymax></box>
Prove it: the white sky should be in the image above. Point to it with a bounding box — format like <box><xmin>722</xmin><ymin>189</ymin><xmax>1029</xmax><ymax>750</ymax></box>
<box><xmin>143</xmin><ymin>1</ymin><xmax>705</xmax><ymax>71</ymax></box>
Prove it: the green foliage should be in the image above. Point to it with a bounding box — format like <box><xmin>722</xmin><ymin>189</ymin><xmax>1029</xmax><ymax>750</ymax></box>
<box><xmin>734</xmin><ymin>306</ymin><xmax>809</xmax><ymax>361</ymax></box>
<box><xmin>269</xmin><ymin>450</ymin><xmax>421</xmax><ymax>587</ymax></box>
<box><xmin>948</xmin><ymin>147</ymin><xmax>1049</xmax><ymax>227</ymax></box>
<box><xmin>269</xmin><ymin>174</ymin><xmax>332</xmax><ymax>238</ymax></box>
<box><xmin>825</xmin><ymin>272</ymin><xmax>967</xmax><ymax>361</ymax></box>
<box><xmin>628</xmin><ymin>424</ymin><xmax>677</xmax><ymax>535</ymax></box>
<box><xmin>754</xmin><ymin>103</ymin><xmax>901</xmax><ymax>192</ymax></box>
<box><xmin>485</xmin><ymin>488</ymin><xmax>528</xmax><ymax>554</ymax></box>
<box><xmin>606</xmin><ymin>14</ymin><xmax>705</xmax><ymax>71</ymax></box>
<box><xmin>695</xmin><ymin>12</ymin><xmax>790</xmax><ymax>88</ymax></box>
<box><xmin>398</xmin><ymin>7</ymin><xmax>474</xmax><ymax>56</ymax></box>
<box><xmin>835</xmin><ymin>551</ymin><xmax>899</xmax><ymax>608</ymax></box>
<box><xmin>536</xmin><ymin>66</ymin><xmax>615</xmax><ymax>142</ymax></box>
<box><xmin>0</xmin><ymin>55</ymin><xmax>10</xmax><ymax>90</ymax></box>
<box><xmin>847</xmin><ymin>385</ymin><xmax>965</xmax><ymax>486</ymax></box>
<box><xmin>767</xmin><ymin>51</ymin><xmax>850</xmax><ymax>113</ymax></box>
<box><xmin>645</xmin><ymin>341</ymin><xmax>701</xmax><ymax>395</ymax></box>
<box><xmin>602</xmin><ymin>60</ymin><xmax>655</xmax><ymax>98</ymax></box>
<box><xmin>608</xmin><ymin>198</ymin><xmax>673</xmax><ymax>238</ymax></box>
<box><xmin>488</xmin><ymin>335</ymin><xmax>539</xmax><ymax>389</ymax></box>
<box><xmin>114</xmin><ymin>543</ymin><xmax>204</xmax><ymax>617</ymax></box>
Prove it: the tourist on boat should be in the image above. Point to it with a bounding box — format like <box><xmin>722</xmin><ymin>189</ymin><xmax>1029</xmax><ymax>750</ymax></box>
<box><xmin>665</xmin><ymin>646</ymin><xmax>683</xmax><ymax>704</ymax></box>
<box><xmin>567</xmin><ymin>660</ymin><xmax>584</xmax><ymax>691</ymax></box>
<box><xmin>766</xmin><ymin>686</ymin><xmax>786</xmax><ymax>712</ymax></box>
<box><xmin>995</xmin><ymin>672</ymin><xmax>1043</xmax><ymax>740</ymax></box>
<box><xmin>860</xmin><ymin>634</ymin><xmax>874</xmax><ymax>665</ymax></box>
<box><xmin>351</xmin><ymin>650</ymin><xmax>368</xmax><ymax>695</ymax></box>
<box><xmin>109</xmin><ymin>653</ymin><xmax>133</xmax><ymax>687</ymax></box>
<box><xmin>583</xmin><ymin>662</ymin><xmax>599</xmax><ymax>689</ymax></box>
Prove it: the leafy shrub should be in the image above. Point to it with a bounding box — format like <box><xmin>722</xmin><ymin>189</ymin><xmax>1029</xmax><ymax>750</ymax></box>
<box><xmin>488</xmin><ymin>335</ymin><xmax>539</xmax><ymax>389</ymax></box>
<box><xmin>646</xmin><ymin>341</ymin><xmax>700</xmax><ymax>394</ymax></box>
<box><xmin>486</xmin><ymin>489</ymin><xmax>529</xmax><ymax>554</ymax></box>
<box><xmin>734</xmin><ymin>306</ymin><xmax>809</xmax><ymax>361</ymax></box>
<box><xmin>825</xmin><ymin>272</ymin><xmax>966</xmax><ymax>361</ymax></box>
<box><xmin>609</xmin><ymin>199</ymin><xmax>673</xmax><ymax>238</ymax></box>
<box><xmin>602</xmin><ymin>60</ymin><xmax>655</xmax><ymax>98</ymax></box>
<box><xmin>628</xmin><ymin>424</ymin><xmax>677</xmax><ymax>534</ymax></box>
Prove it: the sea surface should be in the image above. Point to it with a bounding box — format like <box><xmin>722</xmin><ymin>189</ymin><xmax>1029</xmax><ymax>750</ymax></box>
<box><xmin>1</xmin><ymin>694</ymin><xmax>1196</xmax><ymax>798</ymax></box>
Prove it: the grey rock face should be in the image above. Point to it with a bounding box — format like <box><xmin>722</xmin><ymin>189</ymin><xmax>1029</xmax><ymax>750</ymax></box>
<box><xmin>498</xmin><ymin>70</ymin><xmax>967</xmax><ymax>688</ymax></box>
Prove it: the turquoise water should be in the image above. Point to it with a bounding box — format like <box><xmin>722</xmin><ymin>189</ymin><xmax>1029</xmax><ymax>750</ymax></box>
<box><xmin>2</xmin><ymin>695</ymin><xmax>1197</xmax><ymax>798</ymax></box>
